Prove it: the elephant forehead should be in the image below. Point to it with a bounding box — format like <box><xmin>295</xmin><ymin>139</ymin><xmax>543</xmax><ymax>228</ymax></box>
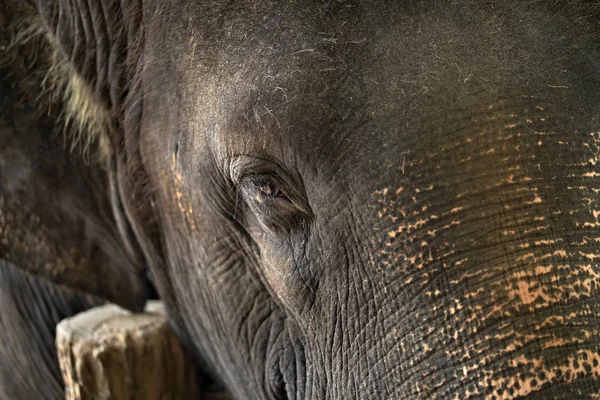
<box><xmin>170</xmin><ymin>3</ymin><xmax>592</xmax><ymax>166</ymax></box>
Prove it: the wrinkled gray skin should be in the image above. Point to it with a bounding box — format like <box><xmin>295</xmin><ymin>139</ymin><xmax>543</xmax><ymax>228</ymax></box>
<box><xmin>0</xmin><ymin>262</ymin><xmax>103</xmax><ymax>399</ymax></box>
<box><xmin>9</xmin><ymin>0</ymin><xmax>600</xmax><ymax>398</ymax></box>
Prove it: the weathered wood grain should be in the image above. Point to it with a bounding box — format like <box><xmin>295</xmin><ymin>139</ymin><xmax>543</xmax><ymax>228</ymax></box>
<box><xmin>56</xmin><ymin>301</ymin><xmax>200</xmax><ymax>400</ymax></box>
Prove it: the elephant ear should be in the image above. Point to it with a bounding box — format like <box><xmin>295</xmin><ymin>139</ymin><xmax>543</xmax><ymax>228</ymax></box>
<box><xmin>22</xmin><ymin>0</ymin><xmax>143</xmax><ymax>157</ymax></box>
<box><xmin>0</xmin><ymin>1</ymin><xmax>150</xmax><ymax>310</ymax></box>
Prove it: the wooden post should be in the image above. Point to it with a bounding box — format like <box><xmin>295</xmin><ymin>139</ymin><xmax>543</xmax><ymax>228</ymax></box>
<box><xmin>56</xmin><ymin>301</ymin><xmax>200</xmax><ymax>400</ymax></box>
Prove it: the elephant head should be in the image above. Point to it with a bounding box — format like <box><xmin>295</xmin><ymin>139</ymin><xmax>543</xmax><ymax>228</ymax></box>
<box><xmin>14</xmin><ymin>0</ymin><xmax>600</xmax><ymax>398</ymax></box>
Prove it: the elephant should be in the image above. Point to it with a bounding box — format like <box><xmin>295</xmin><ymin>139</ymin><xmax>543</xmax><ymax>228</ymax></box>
<box><xmin>0</xmin><ymin>262</ymin><xmax>103</xmax><ymax>399</ymax></box>
<box><xmin>0</xmin><ymin>5</ymin><xmax>149</xmax><ymax>398</ymax></box>
<box><xmin>3</xmin><ymin>0</ymin><xmax>600</xmax><ymax>399</ymax></box>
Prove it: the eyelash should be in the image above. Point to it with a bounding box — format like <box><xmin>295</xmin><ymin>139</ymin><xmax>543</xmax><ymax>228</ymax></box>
<box><xmin>242</xmin><ymin>174</ymin><xmax>290</xmax><ymax>203</ymax></box>
<box><xmin>252</xmin><ymin>180</ymin><xmax>285</xmax><ymax>199</ymax></box>
<box><xmin>234</xmin><ymin>170</ymin><xmax>312</xmax><ymax>231</ymax></box>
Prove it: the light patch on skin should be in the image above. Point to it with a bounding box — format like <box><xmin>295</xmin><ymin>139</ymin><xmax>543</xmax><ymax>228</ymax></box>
<box><xmin>510</xmin><ymin>279</ymin><xmax>549</xmax><ymax>305</ymax></box>
<box><xmin>171</xmin><ymin>160</ymin><xmax>196</xmax><ymax>229</ymax></box>
<box><xmin>483</xmin><ymin>350</ymin><xmax>600</xmax><ymax>399</ymax></box>
<box><xmin>525</xmin><ymin>189</ymin><xmax>543</xmax><ymax>204</ymax></box>
<box><xmin>369</xmin><ymin>101</ymin><xmax>600</xmax><ymax>398</ymax></box>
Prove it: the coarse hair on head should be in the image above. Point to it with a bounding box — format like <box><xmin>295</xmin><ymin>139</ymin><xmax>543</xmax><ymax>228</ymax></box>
<box><xmin>4</xmin><ymin>4</ymin><xmax>112</xmax><ymax>164</ymax></box>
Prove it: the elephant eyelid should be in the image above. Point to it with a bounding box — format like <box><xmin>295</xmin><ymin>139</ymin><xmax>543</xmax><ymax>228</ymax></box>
<box><xmin>227</xmin><ymin>155</ymin><xmax>312</xmax><ymax>219</ymax></box>
<box><xmin>241</xmin><ymin>174</ymin><xmax>292</xmax><ymax>204</ymax></box>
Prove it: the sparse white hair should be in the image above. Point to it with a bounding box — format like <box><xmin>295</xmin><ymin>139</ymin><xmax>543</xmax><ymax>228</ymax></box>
<box><xmin>7</xmin><ymin>10</ymin><xmax>112</xmax><ymax>163</ymax></box>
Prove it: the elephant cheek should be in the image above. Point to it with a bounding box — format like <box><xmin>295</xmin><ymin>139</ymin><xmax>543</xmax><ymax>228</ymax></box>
<box><xmin>264</xmin><ymin>266</ymin><xmax>289</xmax><ymax>304</ymax></box>
<box><xmin>259</xmin><ymin>246</ymin><xmax>309</xmax><ymax>313</ymax></box>
<box><xmin>260</xmin><ymin>250</ymin><xmax>294</xmax><ymax>305</ymax></box>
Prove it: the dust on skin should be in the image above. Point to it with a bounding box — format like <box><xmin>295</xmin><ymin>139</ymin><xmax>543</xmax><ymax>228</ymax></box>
<box><xmin>0</xmin><ymin>196</ymin><xmax>105</xmax><ymax>294</ymax></box>
<box><xmin>171</xmin><ymin>151</ymin><xmax>196</xmax><ymax>230</ymax></box>
<box><xmin>370</xmin><ymin>101</ymin><xmax>600</xmax><ymax>398</ymax></box>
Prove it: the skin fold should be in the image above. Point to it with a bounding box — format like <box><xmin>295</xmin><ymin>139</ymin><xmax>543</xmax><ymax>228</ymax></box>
<box><xmin>4</xmin><ymin>0</ymin><xmax>600</xmax><ymax>398</ymax></box>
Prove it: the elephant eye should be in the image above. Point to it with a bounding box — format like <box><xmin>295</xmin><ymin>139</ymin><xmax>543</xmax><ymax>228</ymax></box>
<box><xmin>245</xmin><ymin>174</ymin><xmax>290</xmax><ymax>203</ymax></box>
<box><xmin>235</xmin><ymin>172</ymin><xmax>311</xmax><ymax>233</ymax></box>
<box><xmin>229</xmin><ymin>156</ymin><xmax>312</xmax><ymax>232</ymax></box>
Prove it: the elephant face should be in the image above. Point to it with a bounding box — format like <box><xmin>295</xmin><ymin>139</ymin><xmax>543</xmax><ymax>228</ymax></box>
<box><xmin>126</xmin><ymin>2</ymin><xmax>600</xmax><ymax>398</ymax></box>
<box><xmin>19</xmin><ymin>0</ymin><xmax>600</xmax><ymax>398</ymax></box>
